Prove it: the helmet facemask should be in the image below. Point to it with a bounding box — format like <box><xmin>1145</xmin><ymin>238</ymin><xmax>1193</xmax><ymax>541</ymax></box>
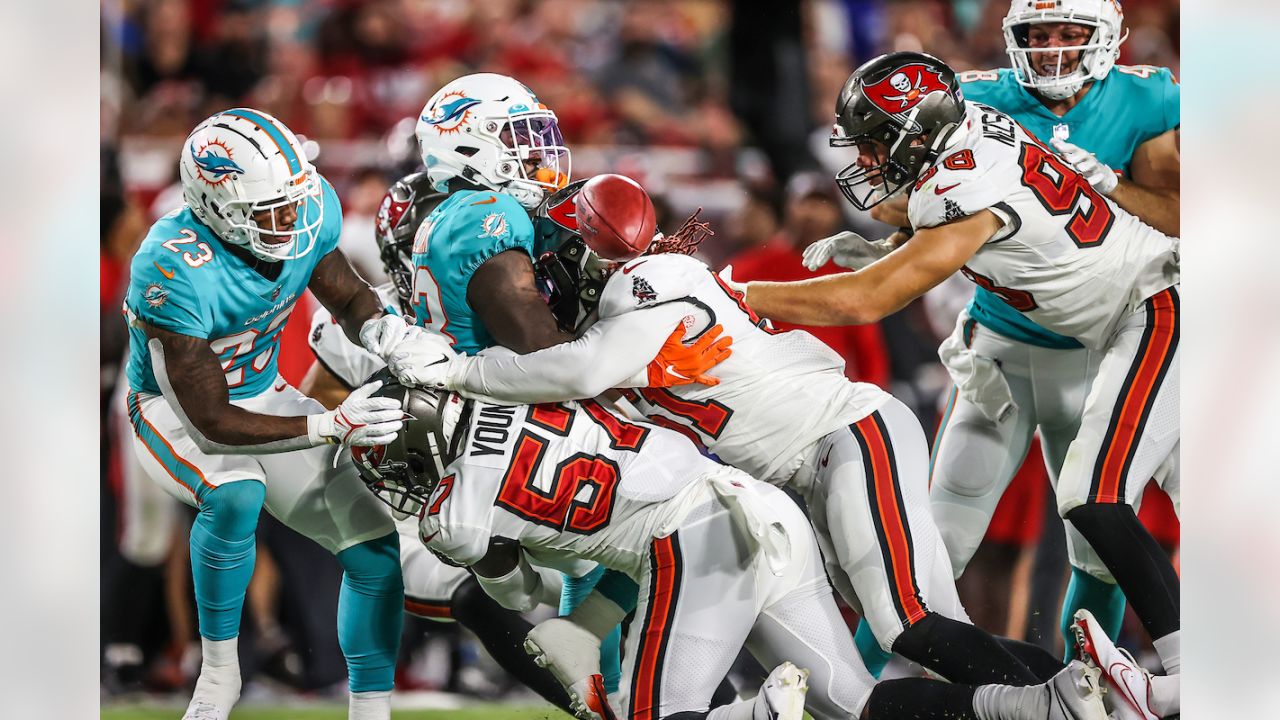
<box><xmin>227</xmin><ymin>174</ymin><xmax>325</xmax><ymax>262</ymax></box>
<box><xmin>352</xmin><ymin>374</ymin><xmax>471</xmax><ymax>517</ymax></box>
<box><xmin>486</xmin><ymin>111</ymin><xmax>572</xmax><ymax>207</ymax></box>
<box><xmin>1003</xmin><ymin>5</ymin><xmax>1127</xmax><ymax>101</ymax></box>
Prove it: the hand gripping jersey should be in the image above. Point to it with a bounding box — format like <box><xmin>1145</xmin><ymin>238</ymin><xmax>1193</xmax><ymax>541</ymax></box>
<box><xmin>420</xmin><ymin>400</ymin><xmax>716</xmax><ymax>580</ymax></box>
<box><xmin>308</xmin><ymin>283</ymin><xmax>400</xmax><ymax>389</ymax></box>
<box><xmin>125</xmin><ymin>176</ymin><xmax>343</xmax><ymax>399</ymax></box>
<box><xmin>908</xmin><ymin>101</ymin><xmax>1178</xmax><ymax>350</ymax></box>
<box><xmin>449</xmin><ymin>252</ymin><xmax>890</xmax><ymax>486</ymax></box>
<box><xmin>956</xmin><ymin>66</ymin><xmax>1180</xmax><ymax>348</ymax></box>
<box><xmin>409</xmin><ymin>189</ymin><xmax>558</xmax><ymax>355</ymax></box>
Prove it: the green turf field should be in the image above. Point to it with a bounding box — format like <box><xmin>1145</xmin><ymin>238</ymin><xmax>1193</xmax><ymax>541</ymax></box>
<box><xmin>102</xmin><ymin>705</ymin><xmax>569</xmax><ymax>720</ymax></box>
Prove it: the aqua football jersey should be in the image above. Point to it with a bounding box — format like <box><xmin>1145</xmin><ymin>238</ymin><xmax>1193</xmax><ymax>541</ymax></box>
<box><xmin>957</xmin><ymin>66</ymin><xmax>1180</xmax><ymax>348</ymax></box>
<box><xmin>125</xmin><ymin>176</ymin><xmax>343</xmax><ymax>400</ymax></box>
<box><xmin>409</xmin><ymin>188</ymin><xmax>555</xmax><ymax>356</ymax></box>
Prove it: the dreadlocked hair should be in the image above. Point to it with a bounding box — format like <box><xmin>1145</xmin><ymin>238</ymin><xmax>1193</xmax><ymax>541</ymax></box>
<box><xmin>648</xmin><ymin>208</ymin><xmax>713</xmax><ymax>256</ymax></box>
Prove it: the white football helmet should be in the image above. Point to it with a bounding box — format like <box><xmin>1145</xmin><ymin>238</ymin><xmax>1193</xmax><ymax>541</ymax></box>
<box><xmin>415</xmin><ymin>73</ymin><xmax>571</xmax><ymax>209</ymax></box>
<box><xmin>1003</xmin><ymin>0</ymin><xmax>1127</xmax><ymax>101</ymax></box>
<box><xmin>179</xmin><ymin>108</ymin><xmax>324</xmax><ymax>262</ymax></box>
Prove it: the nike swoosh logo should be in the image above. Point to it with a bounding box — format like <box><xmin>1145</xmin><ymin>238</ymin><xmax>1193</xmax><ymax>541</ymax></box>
<box><xmin>934</xmin><ymin>183</ymin><xmax>961</xmax><ymax>195</ymax></box>
<box><xmin>1108</xmin><ymin>661</ymin><xmax>1151</xmax><ymax>716</ymax></box>
<box><xmin>470</xmin><ymin>196</ymin><xmax>498</xmax><ymax>205</ymax></box>
<box><xmin>820</xmin><ymin>447</ymin><xmax>833</xmax><ymax>467</ymax></box>
<box><xmin>665</xmin><ymin>365</ymin><xmax>689</xmax><ymax>380</ymax></box>
<box><xmin>153</xmin><ymin>262</ymin><xmax>175</xmax><ymax>279</ymax></box>
<box><xmin>421</xmin><ymin>530</ymin><xmax>439</xmax><ymax>543</ymax></box>
<box><xmin>623</xmin><ymin>260</ymin><xmax>649</xmax><ymax>274</ymax></box>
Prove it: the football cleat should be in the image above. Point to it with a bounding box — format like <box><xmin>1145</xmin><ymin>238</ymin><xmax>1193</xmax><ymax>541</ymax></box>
<box><xmin>181</xmin><ymin>700</ymin><xmax>228</xmax><ymax>720</ymax></box>
<box><xmin>525</xmin><ymin>617</ymin><xmax>616</xmax><ymax>720</ymax></box>
<box><xmin>1045</xmin><ymin>659</ymin><xmax>1108</xmax><ymax>720</ymax></box>
<box><xmin>1073</xmin><ymin>609</ymin><xmax>1161</xmax><ymax>720</ymax></box>
<box><xmin>755</xmin><ymin>662</ymin><xmax>809</xmax><ymax>720</ymax></box>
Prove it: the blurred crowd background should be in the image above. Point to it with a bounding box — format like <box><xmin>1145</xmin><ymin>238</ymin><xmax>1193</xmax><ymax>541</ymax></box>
<box><xmin>100</xmin><ymin>0</ymin><xmax>1181</xmax><ymax>705</ymax></box>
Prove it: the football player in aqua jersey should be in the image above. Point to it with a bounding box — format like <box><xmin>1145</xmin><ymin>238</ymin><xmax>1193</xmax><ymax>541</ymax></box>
<box><xmin>123</xmin><ymin>108</ymin><xmax>438</xmax><ymax>720</ymax></box>
<box><xmin>392</xmin><ymin>72</ymin><xmax>730</xmax><ymax>709</ymax></box>
<box><xmin>801</xmin><ymin>0</ymin><xmax>1180</xmax><ymax>689</ymax></box>
<box><xmin>737</xmin><ymin>51</ymin><xmax>1180</xmax><ymax>719</ymax></box>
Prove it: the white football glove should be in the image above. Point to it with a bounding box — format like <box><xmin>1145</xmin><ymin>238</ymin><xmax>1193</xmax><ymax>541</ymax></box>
<box><xmin>718</xmin><ymin>264</ymin><xmax>747</xmax><ymax>300</ymax></box>
<box><xmin>802</xmin><ymin>230</ymin><xmax>897</xmax><ymax>271</ymax></box>
<box><xmin>360</xmin><ymin>314</ymin><xmax>414</xmax><ymax>361</ymax></box>
<box><xmin>389</xmin><ymin>331</ymin><xmax>459</xmax><ymax>389</ymax></box>
<box><xmin>307</xmin><ymin>380</ymin><xmax>407</xmax><ymax>448</ymax></box>
<box><xmin>1050</xmin><ymin>138</ymin><xmax>1118</xmax><ymax>195</ymax></box>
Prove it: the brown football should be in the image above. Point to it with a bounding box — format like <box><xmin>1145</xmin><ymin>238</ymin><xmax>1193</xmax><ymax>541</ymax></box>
<box><xmin>574</xmin><ymin>174</ymin><xmax>656</xmax><ymax>262</ymax></box>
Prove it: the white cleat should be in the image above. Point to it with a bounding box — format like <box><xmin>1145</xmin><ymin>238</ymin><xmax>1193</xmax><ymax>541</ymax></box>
<box><xmin>1046</xmin><ymin>659</ymin><xmax>1108</xmax><ymax>720</ymax></box>
<box><xmin>1072</xmin><ymin>609</ymin><xmax>1161</xmax><ymax>720</ymax></box>
<box><xmin>525</xmin><ymin>617</ymin><xmax>616</xmax><ymax>720</ymax></box>
<box><xmin>755</xmin><ymin>662</ymin><xmax>809</xmax><ymax>720</ymax></box>
<box><xmin>181</xmin><ymin>700</ymin><xmax>228</xmax><ymax>720</ymax></box>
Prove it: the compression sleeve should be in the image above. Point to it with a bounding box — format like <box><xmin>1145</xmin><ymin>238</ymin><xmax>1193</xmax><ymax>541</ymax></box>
<box><xmin>445</xmin><ymin>303</ymin><xmax>694</xmax><ymax>403</ymax></box>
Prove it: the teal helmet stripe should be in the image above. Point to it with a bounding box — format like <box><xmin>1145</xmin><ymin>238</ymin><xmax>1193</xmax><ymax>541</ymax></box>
<box><xmin>222</xmin><ymin>108</ymin><xmax>303</xmax><ymax>176</ymax></box>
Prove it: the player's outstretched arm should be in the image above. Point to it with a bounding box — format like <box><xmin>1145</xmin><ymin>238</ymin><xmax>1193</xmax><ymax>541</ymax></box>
<box><xmin>1112</xmin><ymin>129</ymin><xmax>1180</xmax><ymax>236</ymax></box>
<box><xmin>307</xmin><ymin>249</ymin><xmax>387</xmax><ymax>346</ymax></box>
<box><xmin>471</xmin><ymin>538</ymin><xmax>557</xmax><ymax>613</ymax></box>
<box><xmin>744</xmin><ymin>210</ymin><xmax>1000</xmax><ymax>326</ymax></box>
<box><xmin>145</xmin><ymin>322</ymin><xmax>402</xmax><ymax>453</ymax></box>
<box><xmin>444</xmin><ymin>304</ymin><xmax>721</xmax><ymax>403</ymax></box>
<box><xmin>468</xmin><ymin>249</ymin><xmax>577</xmax><ymax>353</ymax></box>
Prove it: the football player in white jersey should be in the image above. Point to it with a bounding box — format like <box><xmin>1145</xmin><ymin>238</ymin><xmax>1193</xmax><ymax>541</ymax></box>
<box><xmin>356</xmin><ymin>379</ymin><xmax>1107</xmax><ymax>720</ymax></box>
<box><xmin>392</xmin><ymin>173</ymin><xmax>1082</xmax><ymax>693</ymax></box>
<box><xmin>804</xmin><ymin>5</ymin><xmax>1180</xmax><ymax>696</ymax></box>
<box><xmin>732</xmin><ymin>52</ymin><xmax>1180</xmax><ymax>718</ymax></box>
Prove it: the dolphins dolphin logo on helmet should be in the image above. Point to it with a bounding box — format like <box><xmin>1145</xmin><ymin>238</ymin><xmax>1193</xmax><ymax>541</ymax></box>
<box><xmin>189</xmin><ymin>140</ymin><xmax>246</xmax><ymax>185</ymax></box>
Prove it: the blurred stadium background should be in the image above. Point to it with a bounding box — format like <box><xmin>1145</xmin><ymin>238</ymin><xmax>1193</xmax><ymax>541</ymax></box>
<box><xmin>100</xmin><ymin>0</ymin><xmax>1180</xmax><ymax>717</ymax></box>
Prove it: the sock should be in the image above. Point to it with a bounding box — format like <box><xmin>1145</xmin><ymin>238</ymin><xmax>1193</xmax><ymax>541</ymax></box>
<box><xmin>893</xmin><ymin>613</ymin><xmax>1039</xmax><ymax>686</ymax></box>
<box><xmin>561</xmin><ymin>566</ymin><xmax>623</xmax><ymax>695</ymax></box>
<box><xmin>971</xmin><ymin>683</ymin><xmax>1048</xmax><ymax>720</ymax></box>
<box><xmin>190</xmin><ymin>636</ymin><xmax>241</xmax><ymax>713</ymax></box>
<box><xmin>1150</xmin><ymin>673</ymin><xmax>1180</xmax><ymax>716</ymax></box>
<box><xmin>867</xmin><ymin>678</ymin><xmax>979</xmax><ymax>719</ymax></box>
<box><xmin>348</xmin><ymin>689</ymin><xmax>391</xmax><ymax>720</ymax></box>
<box><xmin>1066</xmin><ymin>504</ymin><xmax>1180</xmax><ymax>641</ymax></box>
<box><xmin>189</xmin><ymin>481</ymin><xmax>265</xmax><ymax>640</ymax></box>
<box><xmin>450</xmin><ymin>579</ymin><xmax>573</xmax><ymax>714</ymax></box>
<box><xmin>336</xmin><ymin>532</ymin><xmax>404</xmax><ymax>693</ymax></box>
<box><xmin>853</xmin><ymin>620</ymin><xmax>891</xmax><ymax>679</ymax></box>
<box><xmin>1059</xmin><ymin>567</ymin><xmax>1127</xmax><ymax>661</ymax></box>
<box><xmin>568</xmin><ymin>590</ymin><xmax>629</xmax><ymax>641</ymax></box>
<box><xmin>1153</xmin><ymin>631</ymin><xmax>1180</xmax><ymax>674</ymax></box>
<box><xmin>595</xmin><ymin>567</ymin><xmax>640</xmax><ymax>614</ymax></box>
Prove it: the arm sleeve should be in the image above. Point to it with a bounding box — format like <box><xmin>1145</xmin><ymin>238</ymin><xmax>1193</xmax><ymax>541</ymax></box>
<box><xmin>446</xmin><ymin>303</ymin><xmax>694</xmax><ymax>403</ymax></box>
<box><xmin>307</xmin><ymin>306</ymin><xmax>386</xmax><ymax>389</ymax></box>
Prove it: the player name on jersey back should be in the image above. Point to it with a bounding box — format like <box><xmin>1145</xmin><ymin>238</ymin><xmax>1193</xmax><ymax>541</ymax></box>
<box><xmin>907</xmin><ymin>102</ymin><xmax>1179</xmax><ymax>350</ymax></box>
<box><xmin>422</xmin><ymin>398</ymin><xmax>717</xmax><ymax>579</ymax></box>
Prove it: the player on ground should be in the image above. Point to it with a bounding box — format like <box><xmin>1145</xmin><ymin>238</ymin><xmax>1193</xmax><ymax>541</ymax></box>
<box><xmin>357</xmin><ymin>380</ymin><xmax>1108</xmax><ymax>720</ymax></box>
<box><xmin>403</xmin><ymin>72</ymin><xmax>731</xmax><ymax>700</ymax></box>
<box><xmin>122</xmin><ymin>109</ymin><xmax>443</xmax><ymax>720</ymax></box>
<box><xmin>803</xmin><ymin>1</ymin><xmax>1180</xmax><ymax>678</ymax></box>
<box><xmin>732</xmin><ymin>52</ymin><xmax>1180</xmax><ymax>718</ymax></box>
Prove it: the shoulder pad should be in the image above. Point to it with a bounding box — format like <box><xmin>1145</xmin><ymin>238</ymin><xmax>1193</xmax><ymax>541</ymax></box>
<box><xmin>908</xmin><ymin>144</ymin><xmax>1007</xmax><ymax>231</ymax></box>
<box><xmin>598</xmin><ymin>253</ymin><xmax>708</xmax><ymax>319</ymax></box>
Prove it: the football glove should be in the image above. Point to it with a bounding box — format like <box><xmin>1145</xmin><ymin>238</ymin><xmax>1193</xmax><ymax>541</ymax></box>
<box><xmin>307</xmin><ymin>380</ymin><xmax>407</xmax><ymax>448</ymax></box>
<box><xmin>1050</xmin><ymin>138</ymin><xmax>1119</xmax><ymax>195</ymax></box>
<box><xmin>802</xmin><ymin>230</ymin><xmax>897</xmax><ymax>271</ymax></box>
<box><xmin>388</xmin><ymin>330</ymin><xmax>458</xmax><ymax>388</ymax></box>
<box><xmin>646</xmin><ymin>323</ymin><xmax>732</xmax><ymax>388</ymax></box>
<box><xmin>360</xmin><ymin>314</ymin><xmax>414</xmax><ymax>360</ymax></box>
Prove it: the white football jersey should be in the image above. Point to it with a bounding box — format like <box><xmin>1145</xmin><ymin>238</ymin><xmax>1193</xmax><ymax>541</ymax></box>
<box><xmin>308</xmin><ymin>283</ymin><xmax>399</xmax><ymax>387</ymax></box>
<box><xmin>908</xmin><ymin>101</ymin><xmax>1178</xmax><ymax>349</ymax></box>
<box><xmin>420</xmin><ymin>399</ymin><xmax>717</xmax><ymax>580</ymax></box>
<box><xmin>602</xmin><ymin>253</ymin><xmax>890</xmax><ymax>485</ymax></box>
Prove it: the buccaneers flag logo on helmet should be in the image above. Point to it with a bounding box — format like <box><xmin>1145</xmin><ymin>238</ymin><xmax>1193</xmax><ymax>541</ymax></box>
<box><xmin>863</xmin><ymin>64</ymin><xmax>950</xmax><ymax>116</ymax></box>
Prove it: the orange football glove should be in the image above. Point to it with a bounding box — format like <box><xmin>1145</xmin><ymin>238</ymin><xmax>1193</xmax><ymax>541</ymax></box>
<box><xmin>646</xmin><ymin>323</ymin><xmax>732</xmax><ymax>388</ymax></box>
